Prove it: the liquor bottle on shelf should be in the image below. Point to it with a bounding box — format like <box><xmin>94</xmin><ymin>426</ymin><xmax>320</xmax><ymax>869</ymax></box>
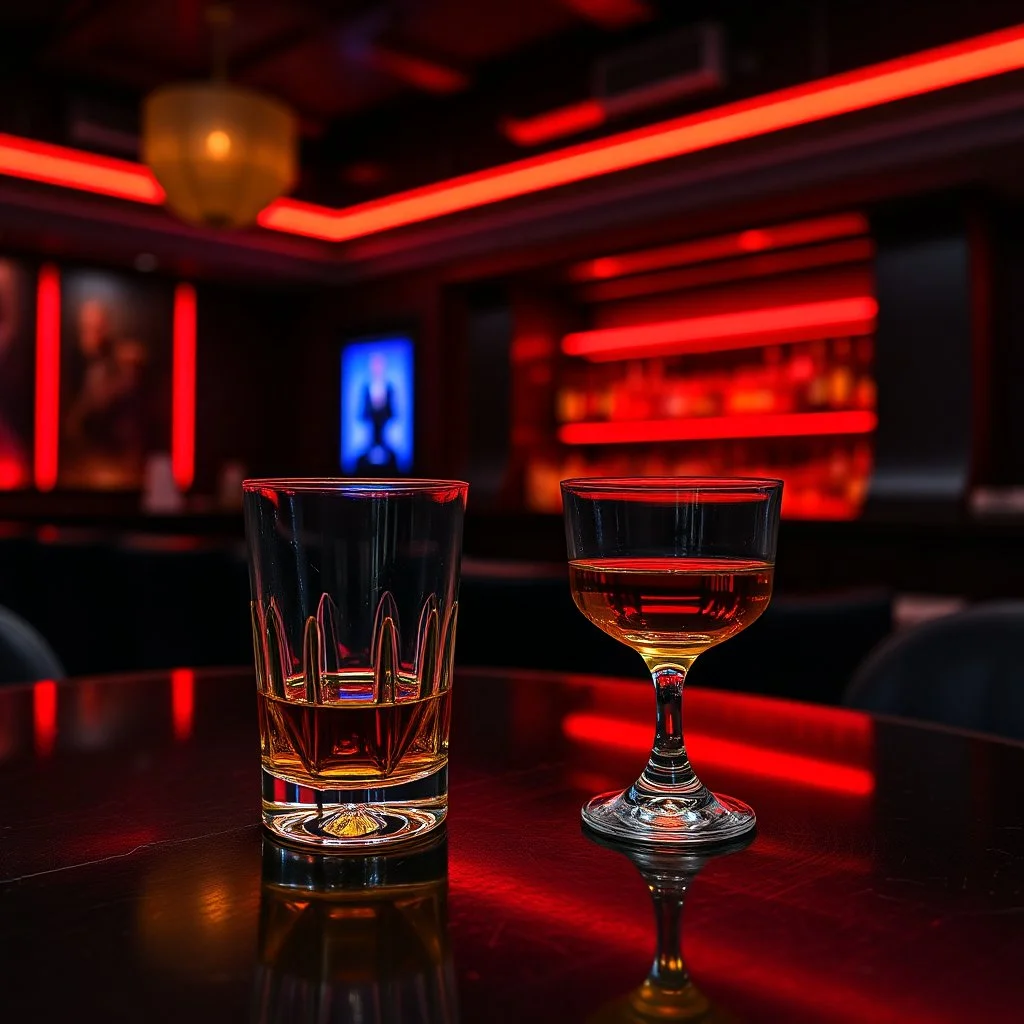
<box><xmin>663</xmin><ymin>371</ymin><xmax>689</xmax><ymax>418</ymax></box>
<box><xmin>804</xmin><ymin>340</ymin><xmax>831</xmax><ymax>410</ymax></box>
<box><xmin>828</xmin><ymin>338</ymin><xmax>855</xmax><ymax>409</ymax></box>
<box><xmin>854</xmin><ymin>335</ymin><xmax>876</xmax><ymax>410</ymax></box>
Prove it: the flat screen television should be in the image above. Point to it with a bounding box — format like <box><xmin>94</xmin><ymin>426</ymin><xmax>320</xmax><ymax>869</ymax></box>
<box><xmin>339</xmin><ymin>334</ymin><xmax>414</xmax><ymax>476</ymax></box>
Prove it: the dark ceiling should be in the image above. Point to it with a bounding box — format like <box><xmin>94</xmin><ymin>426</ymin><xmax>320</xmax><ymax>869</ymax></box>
<box><xmin>2</xmin><ymin>0</ymin><xmax>1024</xmax><ymax>210</ymax></box>
<box><xmin>0</xmin><ymin>1</ymin><xmax>652</xmax><ymax>137</ymax></box>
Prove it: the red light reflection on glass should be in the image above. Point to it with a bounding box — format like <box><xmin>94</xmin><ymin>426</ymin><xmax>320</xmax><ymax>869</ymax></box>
<box><xmin>33</xmin><ymin>679</ymin><xmax>57</xmax><ymax>756</ymax></box>
<box><xmin>171</xmin><ymin>668</ymin><xmax>194</xmax><ymax>741</ymax></box>
<box><xmin>562</xmin><ymin>712</ymin><xmax>875</xmax><ymax>797</ymax></box>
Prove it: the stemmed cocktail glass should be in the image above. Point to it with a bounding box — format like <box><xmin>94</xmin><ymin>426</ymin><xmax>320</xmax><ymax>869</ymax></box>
<box><xmin>561</xmin><ymin>477</ymin><xmax>782</xmax><ymax>848</ymax></box>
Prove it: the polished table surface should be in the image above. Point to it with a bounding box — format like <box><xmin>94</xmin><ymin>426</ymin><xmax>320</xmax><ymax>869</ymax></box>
<box><xmin>2</xmin><ymin>665</ymin><xmax>1023</xmax><ymax>1022</ymax></box>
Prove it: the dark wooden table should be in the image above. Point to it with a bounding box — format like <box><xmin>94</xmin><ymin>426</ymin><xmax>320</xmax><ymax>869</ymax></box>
<box><xmin>1</xmin><ymin>666</ymin><xmax>1023</xmax><ymax>1022</ymax></box>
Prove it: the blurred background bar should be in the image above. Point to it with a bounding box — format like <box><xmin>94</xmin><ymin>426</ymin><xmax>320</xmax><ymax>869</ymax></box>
<box><xmin>0</xmin><ymin>2</ymin><xmax>1024</xmax><ymax>735</ymax></box>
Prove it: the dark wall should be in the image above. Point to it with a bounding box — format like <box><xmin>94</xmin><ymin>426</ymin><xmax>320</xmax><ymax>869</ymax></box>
<box><xmin>193</xmin><ymin>280</ymin><xmax>311</xmax><ymax>494</ymax></box>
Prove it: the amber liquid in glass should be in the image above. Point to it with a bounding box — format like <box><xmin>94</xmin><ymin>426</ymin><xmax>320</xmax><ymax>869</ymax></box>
<box><xmin>568</xmin><ymin>556</ymin><xmax>774</xmax><ymax>658</ymax></box>
<box><xmin>258</xmin><ymin>671</ymin><xmax>450</xmax><ymax>789</ymax></box>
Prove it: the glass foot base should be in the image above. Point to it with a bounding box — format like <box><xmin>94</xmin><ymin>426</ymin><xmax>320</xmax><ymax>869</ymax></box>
<box><xmin>582</xmin><ymin>786</ymin><xmax>756</xmax><ymax>849</ymax></box>
<box><xmin>262</xmin><ymin>766</ymin><xmax>447</xmax><ymax>851</ymax></box>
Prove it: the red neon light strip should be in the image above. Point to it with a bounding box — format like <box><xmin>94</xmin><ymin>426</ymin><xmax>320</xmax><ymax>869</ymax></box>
<box><xmin>34</xmin><ymin>264</ymin><xmax>60</xmax><ymax>491</ymax></box>
<box><xmin>0</xmin><ymin>133</ymin><xmax>163</xmax><ymax>203</ymax></box>
<box><xmin>503</xmin><ymin>98</ymin><xmax>607</xmax><ymax>146</ymax></box>
<box><xmin>171</xmin><ymin>668</ymin><xmax>195</xmax><ymax>741</ymax></box>
<box><xmin>559</xmin><ymin>410</ymin><xmax>878</xmax><ymax>446</ymax></box>
<box><xmin>0</xmin><ymin>26</ymin><xmax>1020</xmax><ymax>244</ymax></box>
<box><xmin>33</xmin><ymin>679</ymin><xmax>58</xmax><ymax>756</ymax></box>
<box><xmin>579</xmin><ymin>238</ymin><xmax>877</xmax><ymax>304</ymax></box>
<box><xmin>570</xmin><ymin>212</ymin><xmax>870</xmax><ymax>282</ymax></box>
<box><xmin>562</xmin><ymin>712</ymin><xmax>875</xmax><ymax>797</ymax></box>
<box><xmin>172</xmin><ymin>283</ymin><xmax>197</xmax><ymax>491</ymax></box>
<box><xmin>258</xmin><ymin>24</ymin><xmax>1024</xmax><ymax>242</ymax></box>
<box><xmin>562</xmin><ymin>297</ymin><xmax>878</xmax><ymax>361</ymax></box>
<box><xmin>0</xmin><ymin>25</ymin><xmax>1019</xmax><ymax>247</ymax></box>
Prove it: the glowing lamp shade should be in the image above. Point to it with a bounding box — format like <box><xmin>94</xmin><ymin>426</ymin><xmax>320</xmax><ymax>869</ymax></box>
<box><xmin>142</xmin><ymin>82</ymin><xmax>297</xmax><ymax>229</ymax></box>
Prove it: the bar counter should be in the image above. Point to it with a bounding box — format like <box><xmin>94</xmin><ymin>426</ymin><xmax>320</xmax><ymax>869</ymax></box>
<box><xmin>1</xmin><ymin>665</ymin><xmax>1022</xmax><ymax>1021</ymax></box>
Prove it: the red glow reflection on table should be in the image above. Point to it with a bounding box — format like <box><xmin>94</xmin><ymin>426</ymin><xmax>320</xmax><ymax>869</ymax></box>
<box><xmin>170</xmin><ymin>668</ymin><xmax>195</xmax><ymax>741</ymax></box>
<box><xmin>33</xmin><ymin>679</ymin><xmax>57</xmax><ymax>756</ymax></box>
<box><xmin>562</xmin><ymin>712</ymin><xmax>875</xmax><ymax>797</ymax></box>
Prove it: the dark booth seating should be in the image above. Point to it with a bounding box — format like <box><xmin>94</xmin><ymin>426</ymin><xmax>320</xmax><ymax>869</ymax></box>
<box><xmin>0</xmin><ymin>534</ymin><xmax>895</xmax><ymax>708</ymax></box>
<box><xmin>0</xmin><ymin>604</ymin><xmax>66</xmax><ymax>685</ymax></box>
<box><xmin>843</xmin><ymin>601</ymin><xmax>1024</xmax><ymax>742</ymax></box>
<box><xmin>457</xmin><ymin>568</ymin><xmax>894</xmax><ymax>706</ymax></box>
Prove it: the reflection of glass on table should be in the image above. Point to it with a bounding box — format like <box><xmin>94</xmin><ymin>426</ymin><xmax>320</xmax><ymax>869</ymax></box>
<box><xmin>585</xmin><ymin>828</ymin><xmax>753</xmax><ymax>1024</ymax></box>
<box><xmin>253</xmin><ymin>830</ymin><xmax>456</xmax><ymax>1024</ymax></box>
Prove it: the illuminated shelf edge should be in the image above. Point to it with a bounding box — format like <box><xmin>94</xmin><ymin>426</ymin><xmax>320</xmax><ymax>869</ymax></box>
<box><xmin>557</xmin><ymin>410</ymin><xmax>878</xmax><ymax>445</ymax></box>
<box><xmin>562</xmin><ymin>297</ymin><xmax>878</xmax><ymax>361</ymax></box>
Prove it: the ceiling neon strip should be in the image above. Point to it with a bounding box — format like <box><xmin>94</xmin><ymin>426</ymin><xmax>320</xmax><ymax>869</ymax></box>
<box><xmin>502</xmin><ymin>98</ymin><xmax>607</xmax><ymax>146</ymax></box>
<box><xmin>0</xmin><ymin>24</ymin><xmax>1023</xmax><ymax>240</ymax></box>
<box><xmin>0</xmin><ymin>133</ymin><xmax>164</xmax><ymax>203</ymax></box>
<box><xmin>257</xmin><ymin>23</ymin><xmax>1024</xmax><ymax>242</ymax></box>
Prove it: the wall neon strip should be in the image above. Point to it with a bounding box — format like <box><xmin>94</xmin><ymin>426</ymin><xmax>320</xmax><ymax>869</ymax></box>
<box><xmin>580</xmin><ymin>238</ymin><xmax>877</xmax><ymax>304</ymax></box>
<box><xmin>569</xmin><ymin>212</ymin><xmax>870</xmax><ymax>282</ymax></box>
<box><xmin>563</xmin><ymin>297</ymin><xmax>878</xmax><ymax>361</ymax></box>
<box><xmin>562</xmin><ymin>712</ymin><xmax>874</xmax><ymax>797</ymax></box>
<box><xmin>0</xmin><ymin>133</ymin><xmax>164</xmax><ymax>203</ymax></box>
<box><xmin>559</xmin><ymin>409</ymin><xmax>878</xmax><ymax>446</ymax></box>
<box><xmin>258</xmin><ymin>23</ymin><xmax>1024</xmax><ymax>242</ymax></box>
<box><xmin>34</xmin><ymin>264</ymin><xmax>60</xmax><ymax>492</ymax></box>
<box><xmin>172</xmin><ymin>283</ymin><xmax>197</xmax><ymax>491</ymax></box>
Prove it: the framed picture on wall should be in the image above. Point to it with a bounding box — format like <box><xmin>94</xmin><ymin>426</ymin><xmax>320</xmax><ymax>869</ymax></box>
<box><xmin>339</xmin><ymin>334</ymin><xmax>415</xmax><ymax>476</ymax></box>
<box><xmin>58</xmin><ymin>268</ymin><xmax>173</xmax><ymax>490</ymax></box>
<box><xmin>0</xmin><ymin>257</ymin><xmax>34</xmax><ymax>489</ymax></box>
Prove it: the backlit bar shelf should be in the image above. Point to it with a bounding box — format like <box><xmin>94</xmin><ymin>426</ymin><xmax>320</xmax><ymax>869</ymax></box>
<box><xmin>558</xmin><ymin>410</ymin><xmax>877</xmax><ymax>446</ymax></box>
<box><xmin>513</xmin><ymin>205</ymin><xmax>878</xmax><ymax>521</ymax></box>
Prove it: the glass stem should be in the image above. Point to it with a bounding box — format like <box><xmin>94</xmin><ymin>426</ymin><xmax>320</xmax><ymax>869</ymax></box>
<box><xmin>636</xmin><ymin>660</ymin><xmax>704</xmax><ymax>794</ymax></box>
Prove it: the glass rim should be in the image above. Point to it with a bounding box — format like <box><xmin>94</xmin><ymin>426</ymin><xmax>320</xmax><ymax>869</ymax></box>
<box><xmin>560</xmin><ymin>475</ymin><xmax>783</xmax><ymax>494</ymax></box>
<box><xmin>242</xmin><ymin>477</ymin><xmax>469</xmax><ymax>495</ymax></box>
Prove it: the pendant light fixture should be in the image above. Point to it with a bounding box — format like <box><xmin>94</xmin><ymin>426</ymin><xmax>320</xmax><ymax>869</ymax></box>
<box><xmin>141</xmin><ymin>3</ymin><xmax>297</xmax><ymax>229</ymax></box>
